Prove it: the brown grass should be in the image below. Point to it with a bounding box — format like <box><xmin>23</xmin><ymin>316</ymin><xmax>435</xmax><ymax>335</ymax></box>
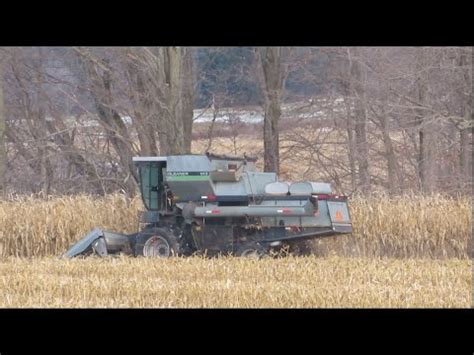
<box><xmin>0</xmin><ymin>256</ymin><xmax>470</xmax><ymax>308</ymax></box>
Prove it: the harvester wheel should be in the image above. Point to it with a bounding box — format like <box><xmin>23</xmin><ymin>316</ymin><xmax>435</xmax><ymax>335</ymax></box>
<box><xmin>287</xmin><ymin>240</ymin><xmax>314</xmax><ymax>256</ymax></box>
<box><xmin>235</xmin><ymin>242</ymin><xmax>267</xmax><ymax>259</ymax></box>
<box><xmin>135</xmin><ymin>228</ymin><xmax>180</xmax><ymax>258</ymax></box>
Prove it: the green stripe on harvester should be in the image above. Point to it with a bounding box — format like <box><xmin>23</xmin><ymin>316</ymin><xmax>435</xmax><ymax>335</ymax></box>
<box><xmin>166</xmin><ymin>175</ymin><xmax>210</xmax><ymax>181</ymax></box>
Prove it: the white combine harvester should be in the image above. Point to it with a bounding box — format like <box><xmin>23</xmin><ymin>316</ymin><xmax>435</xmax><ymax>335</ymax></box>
<box><xmin>65</xmin><ymin>153</ymin><xmax>352</xmax><ymax>258</ymax></box>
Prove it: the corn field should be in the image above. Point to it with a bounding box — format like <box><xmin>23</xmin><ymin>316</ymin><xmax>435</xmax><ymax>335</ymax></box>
<box><xmin>0</xmin><ymin>194</ymin><xmax>471</xmax><ymax>308</ymax></box>
<box><xmin>0</xmin><ymin>194</ymin><xmax>470</xmax><ymax>258</ymax></box>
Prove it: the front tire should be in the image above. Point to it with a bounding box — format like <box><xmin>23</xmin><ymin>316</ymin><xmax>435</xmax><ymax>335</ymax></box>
<box><xmin>134</xmin><ymin>228</ymin><xmax>180</xmax><ymax>258</ymax></box>
<box><xmin>286</xmin><ymin>240</ymin><xmax>314</xmax><ymax>256</ymax></box>
<box><xmin>235</xmin><ymin>242</ymin><xmax>267</xmax><ymax>258</ymax></box>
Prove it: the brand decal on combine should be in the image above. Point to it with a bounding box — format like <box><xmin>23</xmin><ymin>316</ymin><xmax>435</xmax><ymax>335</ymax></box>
<box><xmin>166</xmin><ymin>172</ymin><xmax>210</xmax><ymax>181</ymax></box>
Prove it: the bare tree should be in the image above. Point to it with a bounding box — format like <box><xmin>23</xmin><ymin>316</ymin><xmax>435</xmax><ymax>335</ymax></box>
<box><xmin>128</xmin><ymin>47</ymin><xmax>195</xmax><ymax>156</ymax></box>
<box><xmin>74</xmin><ymin>48</ymin><xmax>138</xmax><ymax>195</ymax></box>
<box><xmin>340</xmin><ymin>79</ymin><xmax>358</xmax><ymax>192</ymax></box>
<box><xmin>414</xmin><ymin>48</ymin><xmax>429</xmax><ymax>192</ymax></box>
<box><xmin>0</xmin><ymin>56</ymin><xmax>5</xmax><ymax>196</ymax></box>
<box><xmin>123</xmin><ymin>48</ymin><xmax>159</xmax><ymax>156</ymax></box>
<box><xmin>347</xmin><ymin>48</ymin><xmax>370</xmax><ymax>194</ymax></box>
<box><xmin>256</xmin><ymin>47</ymin><xmax>287</xmax><ymax>174</ymax></box>
<box><xmin>0</xmin><ymin>47</ymin><xmax>471</xmax><ymax>197</ymax></box>
<box><xmin>205</xmin><ymin>94</ymin><xmax>220</xmax><ymax>152</ymax></box>
<box><xmin>151</xmin><ymin>47</ymin><xmax>193</xmax><ymax>155</ymax></box>
<box><xmin>181</xmin><ymin>47</ymin><xmax>195</xmax><ymax>153</ymax></box>
<box><xmin>457</xmin><ymin>48</ymin><xmax>473</xmax><ymax>189</ymax></box>
<box><xmin>6</xmin><ymin>48</ymin><xmax>55</xmax><ymax>194</ymax></box>
<box><xmin>373</xmin><ymin>102</ymin><xmax>402</xmax><ymax>194</ymax></box>
<box><xmin>360</xmin><ymin>48</ymin><xmax>402</xmax><ymax>194</ymax></box>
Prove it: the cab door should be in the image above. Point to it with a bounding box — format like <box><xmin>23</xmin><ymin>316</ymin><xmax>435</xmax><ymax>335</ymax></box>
<box><xmin>137</xmin><ymin>161</ymin><xmax>166</xmax><ymax>211</ymax></box>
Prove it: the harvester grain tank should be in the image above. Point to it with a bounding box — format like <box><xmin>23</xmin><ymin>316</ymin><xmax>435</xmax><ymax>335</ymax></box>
<box><xmin>65</xmin><ymin>153</ymin><xmax>352</xmax><ymax>258</ymax></box>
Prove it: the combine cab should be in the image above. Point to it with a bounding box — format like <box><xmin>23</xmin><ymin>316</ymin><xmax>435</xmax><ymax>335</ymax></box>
<box><xmin>65</xmin><ymin>153</ymin><xmax>352</xmax><ymax>258</ymax></box>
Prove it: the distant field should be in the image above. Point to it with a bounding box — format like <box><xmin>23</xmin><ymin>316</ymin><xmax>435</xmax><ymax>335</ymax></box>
<box><xmin>0</xmin><ymin>256</ymin><xmax>469</xmax><ymax>308</ymax></box>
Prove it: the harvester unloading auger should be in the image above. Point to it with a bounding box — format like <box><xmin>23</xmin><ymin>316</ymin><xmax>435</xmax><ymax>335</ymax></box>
<box><xmin>65</xmin><ymin>153</ymin><xmax>352</xmax><ymax>258</ymax></box>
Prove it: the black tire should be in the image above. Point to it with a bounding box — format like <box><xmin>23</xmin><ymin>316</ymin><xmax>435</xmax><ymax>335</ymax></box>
<box><xmin>134</xmin><ymin>228</ymin><xmax>180</xmax><ymax>258</ymax></box>
<box><xmin>287</xmin><ymin>240</ymin><xmax>315</xmax><ymax>256</ymax></box>
<box><xmin>235</xmin><ymin>242</ymin><xmax>267</xmax><ymax>258</ymax></box>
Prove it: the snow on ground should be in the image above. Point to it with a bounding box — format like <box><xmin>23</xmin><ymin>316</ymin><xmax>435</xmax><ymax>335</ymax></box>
<box><xmin>59</xmin><ymin>96</ymin><xmax>348</xmax><ymax>128</ymax></box>
<box><xmin>193</xmin><ymin>108</ymin><xmax>264</xmax><ymax>123</ymax></box>
<box><xmin>193</xmin><ymin>96</ymin><xmax>346</xmax><ymax>124</ymax></box>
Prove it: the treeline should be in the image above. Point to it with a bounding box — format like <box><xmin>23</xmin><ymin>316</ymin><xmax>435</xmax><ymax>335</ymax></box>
<box><xmin>0</xmin><ymin>47</ymin><xmax>471</xmax><ymax>196</ymax></box>
<box><xmin>194</xmin><ymin>47</ymin><xmax>328</xmax><ymax>107</ymax></box>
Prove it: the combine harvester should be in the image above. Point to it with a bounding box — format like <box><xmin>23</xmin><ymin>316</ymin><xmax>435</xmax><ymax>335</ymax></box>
<box><xmin>65</xmin><ymin>153</ymin><xmax>352</xmax><ymax>258</ymax></box>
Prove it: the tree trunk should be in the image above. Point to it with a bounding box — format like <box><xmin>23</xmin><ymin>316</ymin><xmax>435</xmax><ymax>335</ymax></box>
<box><xmin>181</xmin><ymin>47</ymin><xmax>194</xmax><ymax>153</ymax></box>
<box><xmin>348</xmin><ymin>48</ymin><xmax>370</xmax><ymax>194</ymax></box>
<box><xmin>95</xmin><ymin>66</ymin><xmax>137</xmax><ymax>194</ymax></box>
<box><xmin>206</xmin><ymin>98</ymin><xmax>219</xmax><ymax>152</ymax></box>
<box><xmin>415</xmin><ymin>48</ymin><xmax>435</xmax><ymax>194</ymax></box>
<box><xmin>380</xmin><ymin>110</ymin><xmax>401</xmax><ymax>194</ymax></box>
<box><xmin>257</xmin><ymin>47</ymin><xmax>286</xmax><ymax>174</ymax></box>
<box><xmin>155</xmin><ymin>47</ymin><xmax>193</xmax><ymax>155</ymax></box>
<box><xmin>0</xmin><ymin>61</ymin><xmax>5</xmax><ymax>197</ymax></box>
<box><xmin>124</xmin><ymin>50</ymin><xmax>158</xmax><ymax>156</ymax></box>
<box><xmin>459</xmin><ymin>128</ymin><xmax>470</xmax><ymax>184</ymax></box>
<box><xmin>36</xmin><ymin>48</ymin><xmax>53</xmax><ymax>195</ymax></box>
<box><xmin>342</xmin><ymin>95</ymin><xmax>357</xmax><ymax>192</ymax></box>
<box><xmin>458</xmin><ymin>49</ymin><xmax>472</xmax><ymax>189</ymax></box>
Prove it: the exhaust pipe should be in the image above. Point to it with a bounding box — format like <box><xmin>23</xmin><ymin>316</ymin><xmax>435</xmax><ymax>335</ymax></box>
<box><xmin>193</xmin><ymin>200</ymin><xmax>315</xmax><ymax>218</ymax></box>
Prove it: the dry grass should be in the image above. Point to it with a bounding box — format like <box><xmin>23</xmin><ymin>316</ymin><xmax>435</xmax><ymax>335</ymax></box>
<box><xmin>0</xmin><ymin>256</ymin><xmax>469</xmax><ymax>308</ymax></box>
<box><xmin>0</xmin><ymin>194</ymin><xmax>141</xmax><ymax>257</ymax></box>
<box><xmin>0</xmin><ymin>194</ymin><xmax>470</xmax><ymax>258</ymax></box>
<box><xmin>314</xmin><ymin>195</ymin><xmax>471</xmax><ymax>258</ymax></box>
<box><xmin>0</xmin><ymin>193</ymin><xmax>469</xmax><ymax>308</ymax></box>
